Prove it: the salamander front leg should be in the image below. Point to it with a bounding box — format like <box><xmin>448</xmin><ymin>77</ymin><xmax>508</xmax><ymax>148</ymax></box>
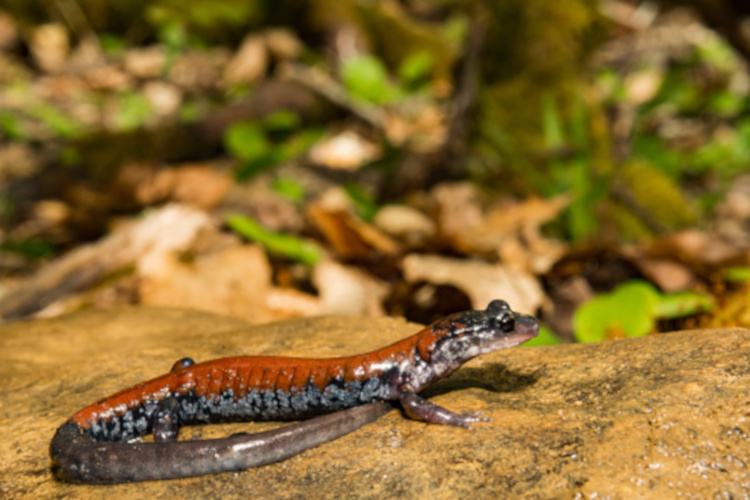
<box><xmin>399</xmin><ymin>391</ymin><xmax>490</xmax><ymax>430</ymax></box>
<box><xmin>152</xmin><ymin>396</ymin><xmax>181</xmax><ymax>443</ymax></box>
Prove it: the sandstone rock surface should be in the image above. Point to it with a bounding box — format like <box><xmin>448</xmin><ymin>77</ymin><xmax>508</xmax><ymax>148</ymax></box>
<box><xmin>1</xmin><ymin>307</ymin><xmax>748</xmax><ymax>498</ymax></box>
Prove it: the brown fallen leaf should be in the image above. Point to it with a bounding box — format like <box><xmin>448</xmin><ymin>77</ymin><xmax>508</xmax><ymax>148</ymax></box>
<box><xmin>432</xmin><ymin>182</ymin><xmax>569</xmax><ymax>272</ymax></box>
<box><xmin>715</xmin><ymin>173</ymin><xmax>750</xmax><ymax>246</ymax></box>
<box><xmin>402</xmin><ymin>254</ymin><xmax>543</xmax><ymax>315</ymax></box>
<box><xmin>0</xmin><ymin>11</ymin><xmax>18</xmax><ymax>50</ymax></box>
<box><xmin>431</xmin><ymin>182</ymin><xmax>484</xmax><ymax>253</ymax></box>
<box><xmin>123</xmin><ymin>46</ymin><xmax>167</xmax><ymax>79</ymax></box>
<box><xmin>266</xmin><ymin>287</ymin><xmax>321</xmax><ymax>318</ymax></box>
<box><xmin>470</xmin><ymin>195</ymin><xmax>571</xmax><ymax>251</ymax></box>
<box><xmin>307</xmin><ymin>190</ymin><xmax>401</xmax><ymax>258</ymax></box>
<box><xmin>169</xmin><ymin>49</ymin><xmax>230</xmax><ymax>92</ymax></box>
<box><xmin>0</xmin><ymin>204</ymin><xmax>213</xmax><ymax>321</ymax></box>
<box><xmin>373</xmin><ymin>204</ymin><xmax>436</xmax><ymax>247</ymax></box>
<box><xmin>142</xmin><ymin>81</ymin><xmax>183</xmax><ymax>117</ymax></box>
<box><xmin>30</xmin><ymin>23</ymin><xmax>68</xmax><ymax>73</ymax></box>
<box><xmin>264</xmin><ymin>28</ymin><xmax>303</xmax><ymax>60</ymax></box>
<box><xmin>222</xmin><ymin>176</ymin><xmax>304</xmax><ymax>232</ymax></box>
<box><xmin>115</xmin><ymin>162</ymin><xmax>233</xmax><ymax>211</ymax></box>
<box><xmin>308</xmin><ymin>130</ymin><xmax>381</xmax><ymax>170</ymax></box>
<box><xmin>140</xmin><ymin>244</ymin><xmax>277</xmax><ymax>325</ymax></box>
<box><xmin>223</xmin><ymin>34</ymin><xmax>268</xmax><ymax>87</ymax></box>
<box><xmin>645</xmin><ymin>230</ymin><xmax>746</xmax><ymax>268</ymax></box>
<box><xmin>312</xmin><ymin>259</ymin><xmax>389</xmax><ymax>316</ymax></box>
<box><xmin>632</xmin><ymin>258</ymin><xmax>694</xmax><ymax>292</ymax></box>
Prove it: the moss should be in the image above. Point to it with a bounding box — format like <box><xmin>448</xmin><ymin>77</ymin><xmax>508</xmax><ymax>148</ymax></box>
<box><xmin>617</xmin><ymin>160</ymin><xmax>698</xmax><ymax>231</ymax></box>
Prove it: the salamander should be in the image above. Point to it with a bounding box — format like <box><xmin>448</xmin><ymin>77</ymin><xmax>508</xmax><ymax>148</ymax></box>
<box><xmin>50</xmin><ymin>299</ymin><xmax>539</xmax><ymax>484</ymax></box>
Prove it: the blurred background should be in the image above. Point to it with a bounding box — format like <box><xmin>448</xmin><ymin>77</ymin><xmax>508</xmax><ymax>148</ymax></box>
<box><xmin>1</xmin><ymin>0</ymin><xmax>750</xmax><ymax>344</ymax></box>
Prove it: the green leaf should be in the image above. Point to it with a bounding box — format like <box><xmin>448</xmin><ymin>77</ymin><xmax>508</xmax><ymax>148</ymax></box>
<box><xmin>226</xmin><ymin>214</ymin><xmax>322</xmax><ymax>266</ymax></box>
<box><xmin>573</xmin><ymin>281</ymin><xmax>660</xmax><ymax>342</ymax></box>
<box><xmin>113</xmin><ymin>93</ymin><xmax>153</xmax><ymax>131</ymax></box>
<box><xmin>263</xmin><ymin>110</ymin><xmax>300</xmax><ymax>131</ymax></box>
<box><xmin>542</xmin><ymin>95</ymin><xmax>565</xmax><ymax>150</ymax></box>
<box><xmin>573</xmin><ymin>280</ymin><xmax>714</xmax><ymax>343</ymax></box>
<box><xmin>398</xmin><ymin>51</ymin><xmax>434</xmax><ymax>88</ymax></box>
<box><xmin>224</xmin><ymin>122</ymin><xmax>271</xmax><ymax>162</ymax></box>
<box><xmin>27</xmin><ymin>103</ymin><xmax>82</xmax><ymax>138</ymax></box>
<box><xmin>344</xmin><ymin>183</ymin><xmax>378</xmax><ymax>222</ymax></box>
<box><xmin>724</xmin><ymin>266</ymin><xmax>750</xmax><ymax>283</ymax></box>
<box><xmin>178</xmin><ymin>100</ymin><xmax>200</xmax><ymax>123</ymax></box>
<box><xmin>99</xmin><ymin>33</ymin><xmax>126</xmax><ymax>54</ymax></box>
<box><xmin>0</xmin><ymin>112</ymin><xmax>25</xmax><ymax>140</ymax></box>
<box><xmin>652</xmin><ymin>292</ymin><xmax>714</xmax><ymax>318</ymax></box>
<box><xmin>523</xmin><ymin>326</ymin><xmax>564</xmax><ymax>346</ymax></box>
<box><xmin>277</xmin><ymin>127</ymin><xmax>324</xmax><ymax>160</ymax></box>
<box><xmin>443</xmin><ymin>15</ymin><xmax>469</xmax><ymax>46</ymax></box>
<box><xmin>157</xmin><ymin>18</ymin><xmax>187</xmax><ymax>52</ymax></box>
<box><xmin>341</xmin><ymin>54</ymin><xmax>401</xmax><ymax>104</ymax></box>
<box><xmin>188</xmin><ymin>0</ymin><xmax>252</xmax><ymax>28</ymax></box>
<box><xmin>2</xmin><ymin>239</ymin><xmax>56</xmax><ymax>258</ymax></box>
<box><xmin>272</xmin><ymin>178</ymin><xmax>306</xmax><ymax>203</ymax></box>
<box><xmin>233</xmin><ymin>155</ymin><xmax>279</xmax><ymax>181</ymax></box>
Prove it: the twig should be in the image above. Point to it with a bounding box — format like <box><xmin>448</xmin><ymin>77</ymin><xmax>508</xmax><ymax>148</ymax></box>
<box><xmin>282</xmin><ymin>63</ymin><xmax>386</xmax><ymax>131</ymax></box>
<box><xmin>440</xmin><ymin>7</ymin><xmax>489</xmax><ymax>178</ymax></box>
<box><xmin>54</xmin><ymin>0</ymin><xmax>98</xmax><ymax>42</ymax></box>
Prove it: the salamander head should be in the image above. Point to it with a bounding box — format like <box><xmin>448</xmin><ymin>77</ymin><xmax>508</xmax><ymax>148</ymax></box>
<box><xmin>407</xmin><ymin>300</ymin><xmax>539</xmax><ymax>390</ymax></box>
<box><xmin>473</xmin><ymin>299</ymin><xmax>539</xmax><ymax>353</ymax></box>
<box><xmin>427</xmin><ymin>300</ymin><xmax>539</xmax><ymax>365</ymax></box>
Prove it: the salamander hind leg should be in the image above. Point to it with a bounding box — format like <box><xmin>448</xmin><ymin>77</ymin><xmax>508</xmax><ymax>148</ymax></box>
<box><xmin>152</xmin><ymin>396</ymin><xmax>181</xmax><ymax>443</ymax></box>
<box><xmin>399</xmin><ymin>391</ymin><xmax>490</xmax><ymax>430</ymax></box>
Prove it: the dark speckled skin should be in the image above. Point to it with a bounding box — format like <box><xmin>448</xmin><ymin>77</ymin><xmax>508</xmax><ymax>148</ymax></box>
<box><xmin>50</xmin><ymin>300</ymin><xmax>539</xmax><ymax>484</ymax></box>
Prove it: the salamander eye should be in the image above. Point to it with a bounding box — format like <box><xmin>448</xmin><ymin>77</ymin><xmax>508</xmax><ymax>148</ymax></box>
<box><xmin>495</xmin><ymin>312</ymin><xmax>516</xmax><ymax>333</ymax></box>
<box><xmin>486</xmin><ymin>300</ymin><xmax>510</xmax><ymax>315</ymax></box>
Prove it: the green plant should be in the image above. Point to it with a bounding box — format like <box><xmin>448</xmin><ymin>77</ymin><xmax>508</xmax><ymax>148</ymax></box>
<box><xmin>113</xmin><ymin>93</ymin><xmax>153</xmax><ymax>131</ymax></box>
<box><xmin>0</xmin><ymin>112</ymin><xmax>25</xmax><ymax>140</ymax></box>
<box><xmin>343</xmin><ymin>183</ymin><xmax>378</xmax><ymax>222</ymax></box>
<box><xmin>341</xmin><ymin>54</ymin><xmax>403</xmax><ymax>105</ymax></box>
<box><xmin>272</xmin><ymin>178</ymin><xmax>306</xmax><ymax>203</ymax></box>
<box><xmin>226</xmin><ymin>213</ymin><xmax>322</xmax><ymax>266</ymax></box>
<box><xmin>27</xmin><ymin>103</ymin><xmax>83</xmax><ymax>138</ymax></box>
<box><xmin>223</xmin><ymin>111</ymin><xmax>322</xmax><ymax>181</ymax></box>
<box><xmin>573</xmin><ymin>280</ymin><xmax>714</xmax><ymax>343</ymax></box>
<box><xmin>524</xmin><ymin>326</ymin><xmax>564</xmax><ymax>347</ymax></box>
<box><xmin>541</xmin><ymin>93</ymin><xmax>603</xmax><ymax>241</ymax></box>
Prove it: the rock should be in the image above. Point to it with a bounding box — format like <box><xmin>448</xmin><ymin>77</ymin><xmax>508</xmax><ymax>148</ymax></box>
<box><xmin>1</xmin><ymin>307</ymin><xmax>748</xmax><ymax>497</ymax></box>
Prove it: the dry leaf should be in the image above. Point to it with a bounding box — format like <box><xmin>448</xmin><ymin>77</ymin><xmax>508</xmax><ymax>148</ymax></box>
<box><xmin>307</xmin><ymin>192</ymin><xmax>400</xmax><ymax>258</ymax></box>
<box><xmin>647</xmin><ymin>230</ymin><xmax>745</xmax><ymax>267</ymax></box>
<box><xmin>373</xmin><ymin>205</ymin><xmax>436</xmax><ymax>246</ymax></box>
<box><xmin>308</xmin><ymin>130</ymin><xmax>380</xmax><ymax>170</ymax></box>
<box><xmin>30</xmin><ymin>24</ymin><xmax>68</xmax><ymax>73</ymax></box>
<box><xmin>0</xmin><ymin>12</ymin><xmax>18</xmax><ymax>50</ymax></box>
<box><xmin>265</xmin><ymin>28</ymin><xmax>303</xmax><ymax>60</ymax></box>
<box><xmin>140</xmin><ymin>244</ymin><xmax>276</xmax><ymax>324</ymax></box>
<box><xmin>124</xmin><ymin>46</ymin><xmax>167</xmax><ymax>79</ymax></box>
<box><xmin>266</xmin><ymin>287</ymin><xmax>321</xmax><ymax>317</ymax></box>
<box><xmin>0</xmin><ymin>204</ymin><xmax>213</xmax><ymax>320</ymax></box>
<box><xmin>170</xmin><ymin>49</ymin><xmax>230</xmax><ymax>91</ymax></box>
<box><xmin>402</xmin><ymin>254</ymin><xmax>543</xmax><ymax>315</ymax></box>
<box><xmin>313</xmin><ymin>259</ymin><xmax>388</xmax><ymax>316</ymax></box>
<box><xmin>472</xmin><ymin>195</ymin><xmax>571</xmax><ymax>248</ymax></box>
<box><xmin>142</xmin><ymin>81</ymin><xmax>182</xmax><ymax>117</ymax></box>
<box><xmin>633</xmin><ymin>258</ymin><xmax>694</xmax><ymax>292</ymax></box>
<box><xmin>431</xmin><ymin>182</ymin><xmax>484</xmax><ymax>251</ymax></box>
<box><xmin>223</xmin><ymin>34</ymin><xmax>268</xmax><ymax>86</ymax></box>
